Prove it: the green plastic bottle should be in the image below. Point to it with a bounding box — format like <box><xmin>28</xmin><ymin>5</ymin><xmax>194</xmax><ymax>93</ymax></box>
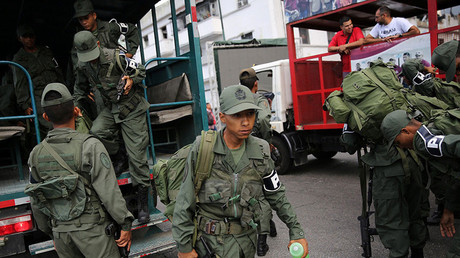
<box><xmin>290</xmin><ymin>242</ymin><xmax>309</xmax><ymax>258</ymax></box>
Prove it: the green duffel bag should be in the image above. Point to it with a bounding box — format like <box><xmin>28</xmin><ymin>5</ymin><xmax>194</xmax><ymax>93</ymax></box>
<box><xmin>428</xmin><ymin>109</ymin><xmax>460</xmax><ymax>135</ymax></box>
<box><xmin>323</xmin><ymin>90</ymin><xmax>351</xmax><ymax>123</ymax></box>
<box><xmin>402</xmin><ymin>89</ymin><xmax>449</xmax><ymax>121</ymax></box>
<box><xmin>25</xmin><ymin>174</ymin><xmax>87</xmax><ymax>221</ymax></box>
<box><xmin>432</xmin><ymin>78</ymin><xmax>460</xmax><ymax>109</ymax></box>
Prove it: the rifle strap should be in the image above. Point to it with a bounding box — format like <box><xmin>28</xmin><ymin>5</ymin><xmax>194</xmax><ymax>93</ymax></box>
<box><xmin>359</xmin><ymin>161</ymin><xmax>368</xmax><ymax>218</ymax></box>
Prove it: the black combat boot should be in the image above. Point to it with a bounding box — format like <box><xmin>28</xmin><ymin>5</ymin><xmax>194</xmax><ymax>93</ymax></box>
<box><xmin>269</xmin><ymin>219</ymin><xmax>277</xmax><ymax>237</ymax></box>
<box><xmin>410</xmin><ymin>247</ymin><xmax>424</xmax><ymax>258</ymax></box>
<box><xmin>137</xmin><ymin>185</ymin><xmax>150</xmax><ymax>224</ymax></box>
<box><xmin>257</xmin><ymin>234</ymin><xmax>269</xmax><ymax>256</ymax></box>
<box><xmin>426</xmin><ymin>203</ymin><xmax>444</xmax><ymax>225</ymax></box>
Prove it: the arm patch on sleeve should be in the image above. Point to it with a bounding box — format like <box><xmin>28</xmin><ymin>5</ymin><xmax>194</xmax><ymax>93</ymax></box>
<box><xmin>263</xmin><ymin>170</ymin><xmax>281</xmax><ymax>192</ymax></box>
<box><xmin>412</xmin><ymin>71</ymin><xmax>431</xmax><ymax>86</ymax></box>
<box><xmin>416</xmin><ymin>125</ymin><xmax>445</xmax><ymax>157</ymax></box>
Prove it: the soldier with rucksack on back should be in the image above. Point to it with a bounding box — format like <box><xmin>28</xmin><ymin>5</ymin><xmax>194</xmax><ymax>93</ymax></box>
<box><xmin>172</xmin><ymin>85</ymin><xmax>308</xmax><ymax>258</ymax></box>
<box><xmin>25</xmin><ymin>83</ymin><xmax>133</xmax><ymax>257</ymax></box>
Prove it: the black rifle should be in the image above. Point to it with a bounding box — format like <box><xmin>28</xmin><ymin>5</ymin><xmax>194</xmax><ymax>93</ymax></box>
<box><xmin>105</xmin><ymin>221</ymin><xmax>130</xmax><ymax>258</ymax></box>
<box><xmin>116</xmin><ymin>71</ymin><xmax>127</xmax><ymax>101</ymax></box>
<box><xmin>199</xmin><ymin>235</ymin><xmax>216</xmax><ymax>258</ymax></box>
<box><xmin>357</xmin><ymin>166</ymin><xmax>378</xmax><ymax>258</ymax></box>
<box><xmin>262</xmin><ymin>92</ymin><xmax>275</xmax><ymax>102</ymax></box>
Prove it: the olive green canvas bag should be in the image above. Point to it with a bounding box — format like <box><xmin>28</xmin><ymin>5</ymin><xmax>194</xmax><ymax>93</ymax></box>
<box><xmin>24</xmin><ymin>140</ymin><xmax>88</xmax><ymax>222</ymax></box>
<box><xmin>428</xmin><ymin>109</ymin><xmax>460</xmax><ymax>135</ymax></box>
<box><xmin>153</xmin><ymin>130</ymin><xmax>217</xmax><ymax>220</ymax></box>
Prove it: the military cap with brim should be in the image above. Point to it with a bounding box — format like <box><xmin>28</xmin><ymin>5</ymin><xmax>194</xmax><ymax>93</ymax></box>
<box><xmin>73</xmin><ymin>0</ymin><xmax>94</xmax><ymax>18</ymax></box>
<box><xmin>239</xmin><ymin>68</ymin><xmax>259</xmax><ymax>81</ymax></box>
<box><xmin>16</xmin><ymin>25</ymin><xmax>35</xmax><ymax>37</ymax></box>
<box><xmin>432</xmin><ymin>40</ymin><xmax>459</xmax><ymax>83</ymax></box>
<box><xmin>41</xmin><ymin>83</ymin><xmax>73</xmax><ymax>108</ymax></box>
<box><xmin>401</xmin><ymin>59</ymin><xmax>424</xmax><ymax>81</ymax></box>
<box><xmin>381</xmin><ymin>110</ymin><xmax>411</xmax><ymax>149</ymax></box>
<box><xmin>74</xmin><ymin>31</ymin><xmax>100</xmax><ymax>62</ymax></box>
<box><xmin>220</xmin><ymin>85</ymin><xmax>261</xmax><ymax>115</ymax></box>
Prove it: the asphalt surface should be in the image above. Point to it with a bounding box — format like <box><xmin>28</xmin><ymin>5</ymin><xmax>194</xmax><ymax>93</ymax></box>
<box><xmin>14</xmin><ymin>152</ymin><xmax>454</xmax><ymax>258</ymax></box>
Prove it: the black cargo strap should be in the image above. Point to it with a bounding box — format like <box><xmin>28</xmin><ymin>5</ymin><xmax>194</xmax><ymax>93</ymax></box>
<box><xmin>197</xmin><ymin>215</ymin><xmax>248</xmax><ymax>235</ymax></box>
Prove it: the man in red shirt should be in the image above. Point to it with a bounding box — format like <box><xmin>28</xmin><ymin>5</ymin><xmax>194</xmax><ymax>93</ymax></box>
<box><xmin>328</xmin><ymin>16</ymin><xmax>364</xmax><ymax>77</ymax></box>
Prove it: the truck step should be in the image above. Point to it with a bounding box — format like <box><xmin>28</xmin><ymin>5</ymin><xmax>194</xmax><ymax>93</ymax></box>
<box><xmin>131</xmin><ymin>208</ymin><xmax>169</xmax><ymax>231</ymax></box>
<box><xmin>29</xmin><ymin>240</ymin><xmax>54</xmax><ymax>255</ymax></box>
<box><xmin>129</xmin><ymin>225</ymin><xmax>176</xmax><ymax>258</ymax></box>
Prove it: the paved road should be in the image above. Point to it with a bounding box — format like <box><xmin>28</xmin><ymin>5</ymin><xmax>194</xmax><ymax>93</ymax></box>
<box><xmin>15</xmin><ymin>152</ymin><xmax>454</xmax><ymax>257</ymax></box>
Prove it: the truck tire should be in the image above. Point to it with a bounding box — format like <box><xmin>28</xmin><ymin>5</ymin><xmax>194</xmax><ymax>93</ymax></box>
<box><xmin>312</xmin><ymin>151</ymin><xmax>337</xmax><ymax>160</ymax></box>
<box><xmin>272</xmin><ymin>136</ymin><xmax>292</xmax><ymax>175</ymax></box>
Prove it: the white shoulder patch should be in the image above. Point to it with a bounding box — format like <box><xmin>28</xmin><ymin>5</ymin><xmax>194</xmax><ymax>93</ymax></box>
<box><xmin>263</xmin><ymin>170</ymin><xmax>281</xmax><ymax>192</ymax></box>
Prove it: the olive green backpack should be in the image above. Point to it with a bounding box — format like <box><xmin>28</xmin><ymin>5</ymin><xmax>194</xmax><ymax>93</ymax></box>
<box><xmin>324</xmin><ymin>60</ymin><xmax>407</xmax><ymax>141</ymax></box>
<box><xmin>432</xmin><ymin>78</ymin><xmax>460</xmax><ymax>109</ymax></box>
<box><xmin>24</xmin><ymin>136</ymin><xmax>93</xmax><ymax>222</ymax></box>
<box><xmin>427</xmin><ymin>109</ymin><xmax>460</xmax><ymax>135</ymax></box>
<box><xmin>153</xmin><ymin>130</ymin><xmax>217</xmax><ymax>220</ymax></box>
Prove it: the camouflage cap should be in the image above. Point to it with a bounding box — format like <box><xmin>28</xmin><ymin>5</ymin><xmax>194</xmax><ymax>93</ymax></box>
<box><xmin>41</xmin><ymin>83</ymin><xmax>73</xmax><ymax>108</ymax></box>
<box><xmin>73</xmin><ymin>0</ymin><xmax>94</xmax><ymax>18</ymax></box>
<box><xmin>74</xmin><ymin>31</ymin><xmax>100</xmax><ymax>62</ymax></box>
<box><xmin>432</xmin><ymin>40</ymin><xmax>459</xmax><ymax>83</ymax></box>
<box><xmin>16</xmin><ymin>24</ymin><xmax>35</xmax><ymax>37</ymax></box>
<box><xmin>219</xmin><ymin>85</ymin><xmax>261</xmax><ymax>115</ymax></box>
<box><xmin>239</xmin><ymin>68</ymin><xmax>259</xmax><ymax>81</ymax></box>
<box><xmin>401</xmin><ymin>58</ymin><xmax>424</xmax><ymax>81</ymax></box>
<box><xmin>380</xmin><ymin>110</ymin><xmax>411</xmax><ymax>148</ymax></box>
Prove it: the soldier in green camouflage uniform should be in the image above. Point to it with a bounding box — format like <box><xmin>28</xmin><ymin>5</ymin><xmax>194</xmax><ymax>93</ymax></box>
<box><xmin>71</xmin><ymin>0</ymin><xmax>140</xmax><ymax>121</ymax></box>
<box><xmin>239</xmin><ymin>67</ymin><xmax>276</xmax><ymax>256</ymax></box>
<box><xmin>381</xmin><ymin>110</ymin><xmax>460</xmax><ymax>257</ymax></box>
<box><xmin>12</xmin><ymin>24</ymin><xmax>64</xmax><ymax>134</ymax></box>
<box><xmin>73</xmin><ymin>31</ymin><xmax>151</xmax><ymax>223</ymax></box>
<box><xmin>27</xmin><ymin>83</ymin><xmax>133</xmax><ymax>258</ymax></box>
<box><xmin>172</xmin><ymin>85</ymin><xmax>308</xmax><ymax>258</ymax></box>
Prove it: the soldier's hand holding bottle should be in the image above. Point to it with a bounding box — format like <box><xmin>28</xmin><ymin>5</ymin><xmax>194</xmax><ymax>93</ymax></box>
<box><xmin>288</xmin><ymin>238</ymin><xmax>309</xmax><ymax>258</ymax></box>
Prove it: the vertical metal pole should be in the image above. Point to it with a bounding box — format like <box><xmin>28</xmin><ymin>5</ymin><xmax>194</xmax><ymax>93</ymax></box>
<box><xmin>286</xmin><ymin>24</ymin><xmax>300</xmax><ymax>128</ymax></box>
<box><xmin>427</xmin><ymin>0</ymin><xmax>438</xmax><ymax>53</ymax></box>
<box><xmin>151</xmin><ymin>5</ymin><xmax>162</xmax><ymax>65</ymax></box>
<box><xmin>217</xmin><ymin>0</ymin><xmax>226</xmax><ymax>41</ymax></box>
<box><xmin>170</xmin><ymin>0</ymin><xmax>181</xmax><ymax>57</ymax></box>
<box><xmin>185</xmin><ymin>0</ymin><xmax>208</xmax><ymax>133</ymax></box>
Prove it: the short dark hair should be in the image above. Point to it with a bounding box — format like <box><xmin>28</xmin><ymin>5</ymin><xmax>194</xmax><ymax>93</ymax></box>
<box><xmin>378</xmin><ymin>6</ymin><xmax>391</xmax><ymax>17</ymax></box>
<box><xmin>240</xmin><ymin>73</ymin><xmax>257</xmax><ymax>90</ymax></box>
<box><xmin>43</xmin><ymin>91</ymin><xmax>74</xmax><ymax>124</ymax></box>
<box><xmin>339</xmin><ymin>16</ymin><xmax>351</xmax><ymax>26</ymax></box>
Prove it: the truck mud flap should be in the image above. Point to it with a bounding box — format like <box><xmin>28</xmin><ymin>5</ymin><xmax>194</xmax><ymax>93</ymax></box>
<box><xmin>281</xmin><ymin>132</ymin><xmax>309</xmax><ymax>167</ymax></box>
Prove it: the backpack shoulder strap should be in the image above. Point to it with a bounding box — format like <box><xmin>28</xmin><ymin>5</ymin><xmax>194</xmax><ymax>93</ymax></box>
<box><xmin>41</xmin><ymin>139</ymin><xmax>90</xmax><ymax>186</ymax></box>
<box><xmin>193</xmin><ymin>130</ymin><xmax>217</xmax><ymax>197</ymax></box>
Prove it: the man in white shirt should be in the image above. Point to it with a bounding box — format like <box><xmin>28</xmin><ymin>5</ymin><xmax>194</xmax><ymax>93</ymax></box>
<box><xmin>365</xmin><ymin>6</ymin><xmax>420</xmax><ymax>43</ymax></box>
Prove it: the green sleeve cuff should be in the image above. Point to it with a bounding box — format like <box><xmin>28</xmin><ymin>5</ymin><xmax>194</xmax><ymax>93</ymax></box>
<box><xmin>120</xmin><ymin>219</ymin><xmax>133</xmax><ymax>231</ymax></box>
<box><xmin>177</xmin><ymin>243</ymin><xmax>193</xmax><ymax>253</ymax></box>
<box><xmin>289</xmin><ymin>226</ymin><xmax>305</xmax><ymax>240</ymax></box>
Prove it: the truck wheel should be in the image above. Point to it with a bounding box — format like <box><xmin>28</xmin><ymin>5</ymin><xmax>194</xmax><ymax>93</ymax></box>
<box><xmin>272</xmin><ymin>136</ymin><xmax>292</xmax><ymax>175</ymax></box>
<box><xmin>312</xmin><ymin>151</ymin><xmax>337</xmax><ymax>160</ymax></box>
